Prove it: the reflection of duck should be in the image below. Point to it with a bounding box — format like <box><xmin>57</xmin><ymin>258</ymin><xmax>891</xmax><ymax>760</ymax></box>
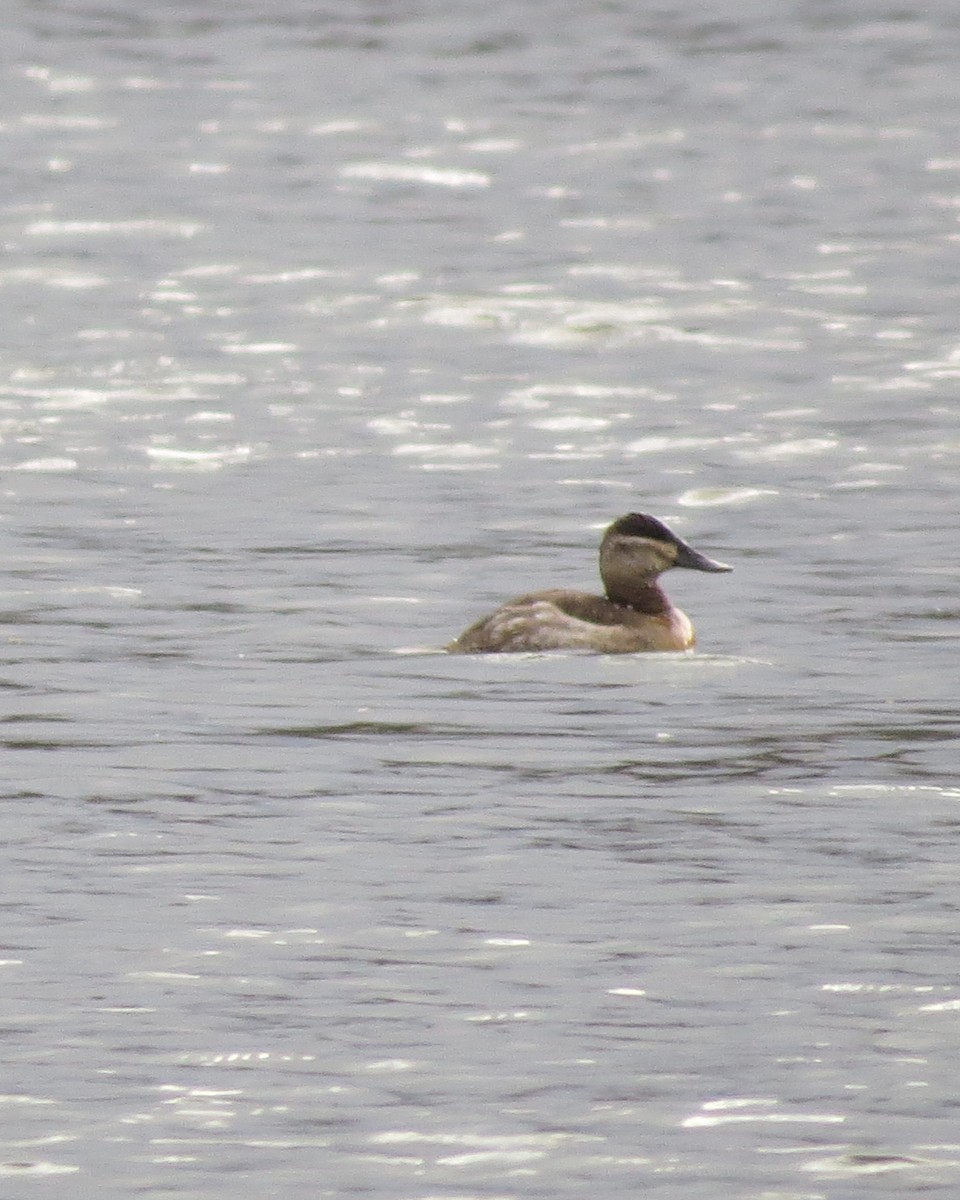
<box><xmin>447</xmin><ymin>513</ymin><xmax>732</xmax><ymax>654</ymax></box>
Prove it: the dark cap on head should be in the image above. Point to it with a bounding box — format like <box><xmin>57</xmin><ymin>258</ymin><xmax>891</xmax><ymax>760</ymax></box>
<box><xmin>609</xmin><ymin>513</ymin><xmax>677</xmax><ymax>542</ymax></box>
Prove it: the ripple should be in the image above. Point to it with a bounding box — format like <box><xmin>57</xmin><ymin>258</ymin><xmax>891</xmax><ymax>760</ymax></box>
<box><xmin>220</xmin><ymin>342</ymin><xmax>298</xmax><ymax>354</ymax></box>
<box><xmin>736</xmin><ymin>437</ymin><xmax>839</xmax><ymax>460</ymax></box>
<box><xmin>11</xmin><ymin>457</ymin><xmax>78</xmax><ymax>472</ymax></box>
<box><xmin>0</xmin><ymin>1162</ymin><xmax>80</xmax><ymax>1176</ymax></box>
<box><xmin>26</xmin><ymin>218</ymin><xmax>201</xmax><ymax>238</ymax></box>
<box><xmin>140</xmin><ymin>444</ymin><xmax>253</xmax><ymax>469</ymax></box>
<box><xmin>529</xmin><ymin>416</ymin><xmax>611</xmax><ymax>432</ymax></box>
<box><xmin>803</xmin><ymin>1152</ymin><xmax>927</xmax><ymax>1176</ymax></box>
<box><xmin>340</xmin><ymin>162</ymin><xmax>490</xmax><ymax>188</ymax></box>
<box><xmin>624</xmin><ymin>435</ymin><xmax>736</xmax><ymax>454</ymax></box>
<box><xmin>683</xmin><ymin>1109</ymin><xmax>844</xmax><ymax>1128</ymax></box>
<box><xmin>676</xmin><ymin>487</ymin><xmax>779</xmax><ymax>507</ymax></box>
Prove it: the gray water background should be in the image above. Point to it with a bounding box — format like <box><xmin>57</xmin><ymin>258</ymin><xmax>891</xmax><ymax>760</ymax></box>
<box><xmin>1</xmin><ymin>1</ymin><xmax>960</xmax><ymax>1196</ymax></box>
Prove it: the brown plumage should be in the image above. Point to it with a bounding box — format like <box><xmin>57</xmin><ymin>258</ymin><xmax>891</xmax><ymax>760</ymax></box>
<box><xmin>446</xmin><ymin>513</ymin><xmax>731</xmax><ymax>654</ymax></box>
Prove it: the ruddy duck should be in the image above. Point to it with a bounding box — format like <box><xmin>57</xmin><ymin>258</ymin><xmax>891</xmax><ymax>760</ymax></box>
<box><xmin>447</xmin><ymin>512</ymin><xmax>731</xmax><ymax>654</ymax></box>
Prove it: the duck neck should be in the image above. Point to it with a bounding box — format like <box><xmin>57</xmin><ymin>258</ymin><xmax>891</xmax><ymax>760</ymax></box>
<box><xmin>604</xmin><ymin>579</ymin><xmax>669</xmax><ymax>614</ymax></box>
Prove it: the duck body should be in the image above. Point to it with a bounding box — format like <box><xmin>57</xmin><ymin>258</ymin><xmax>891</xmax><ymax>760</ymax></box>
<box><xmin>446</xmin><ymin>513</ymin><xmax>730</xmax><ymax>655</ymax></box>
<box><xmin>448</xmin><ymin>586</ymin><xmax>695</xmax><ymax>653</ymax></box>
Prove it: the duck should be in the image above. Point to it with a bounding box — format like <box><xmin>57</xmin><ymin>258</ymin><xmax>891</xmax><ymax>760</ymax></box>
<box><xmin>446</xmin><ymin>512</ymin><xmax>731</xmax><ymax>654</ymax></box>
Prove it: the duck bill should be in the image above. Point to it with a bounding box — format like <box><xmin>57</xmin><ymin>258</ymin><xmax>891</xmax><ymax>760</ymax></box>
<box><xmin>673</xmin><ymin>539</ymin><xmax>732</xmax><ymax>573</ymax></box>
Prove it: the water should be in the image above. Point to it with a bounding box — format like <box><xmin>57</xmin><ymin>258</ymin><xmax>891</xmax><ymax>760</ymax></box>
<box><xmin>1</xmin><ymin>1</ymin><xmax>960</xmax><ymax>1195</ymax></box>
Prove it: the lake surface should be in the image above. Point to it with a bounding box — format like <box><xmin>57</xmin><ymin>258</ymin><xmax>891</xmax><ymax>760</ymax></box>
<box><xmin>2</xmin><ymin>1</ymin><xmax>960</xmax><ymax>1196</ymax></box>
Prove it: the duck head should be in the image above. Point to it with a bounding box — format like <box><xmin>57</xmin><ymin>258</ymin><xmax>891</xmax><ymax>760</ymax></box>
<box><xmin>599</xmin><ymin>512</ymin><xmax>731</xmax><ymax>603</ymax></box>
